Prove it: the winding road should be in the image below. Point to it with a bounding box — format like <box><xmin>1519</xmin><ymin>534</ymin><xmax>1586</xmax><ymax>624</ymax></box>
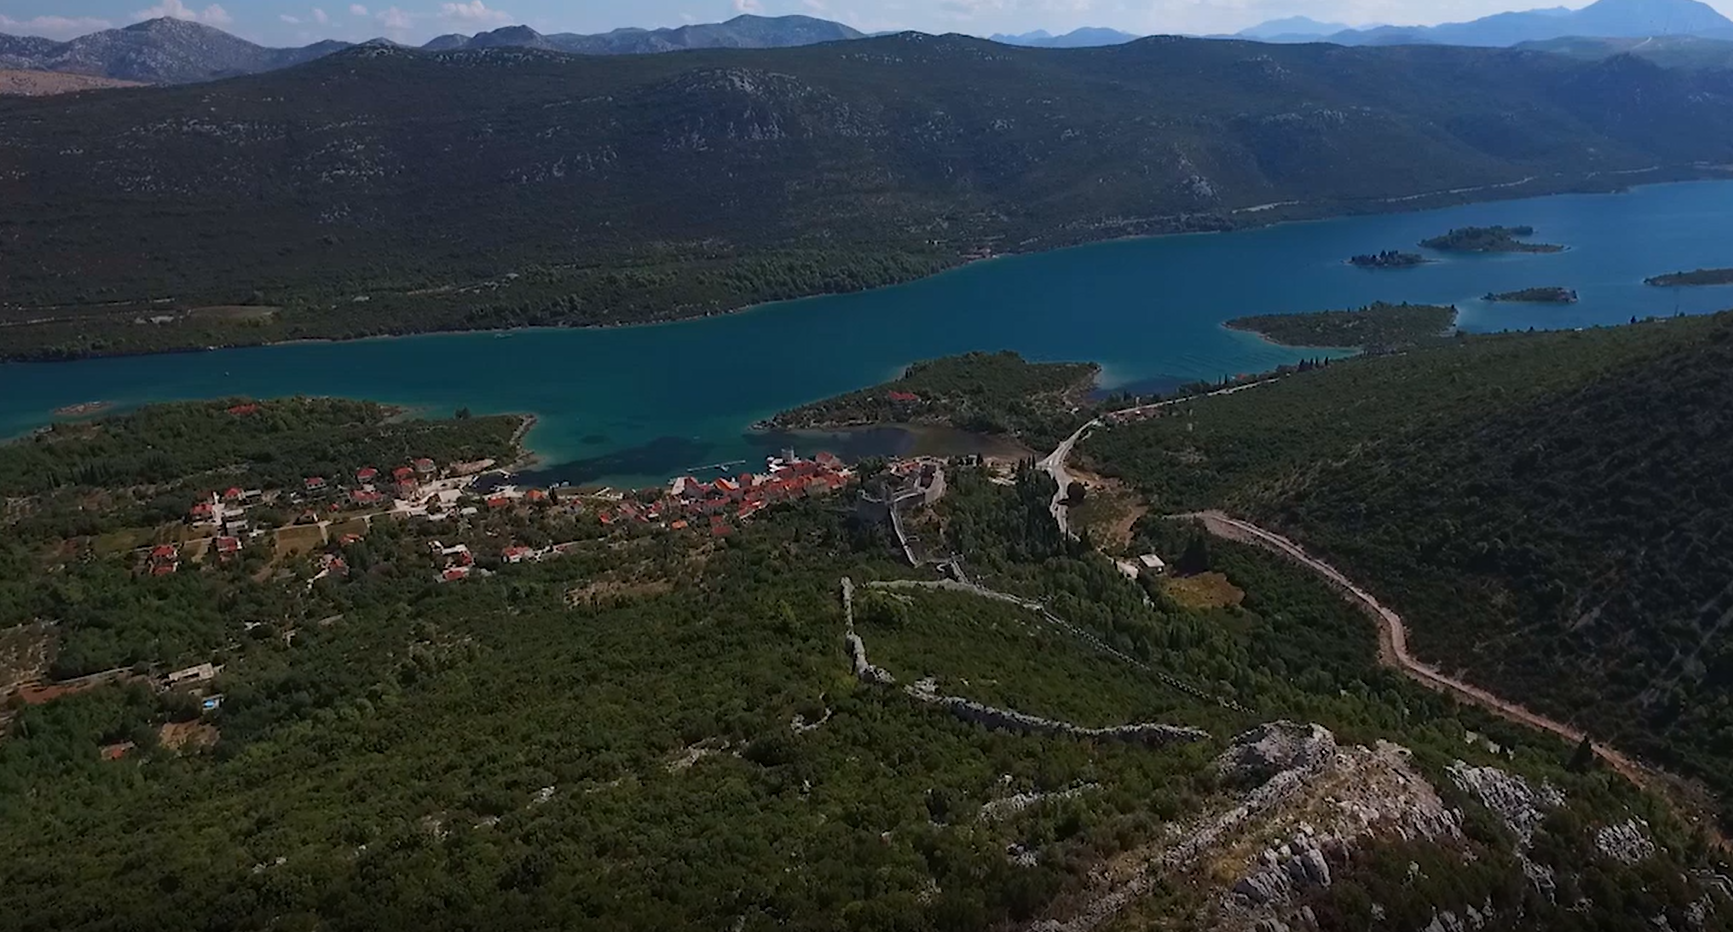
<box><xmin>1041</xmin><ymin>377</ymin><xmax>1277</xmax><ymax>538</ymax></box>
<box><xmin>1037</xmin><ymin>399</ymin><xmax>1721</xmax><ymax>837</ymax></box>
<box><xmin>1182</xmin><ymin>512</ymin><xmax>1654</xmax><ymax>784</ymax></box>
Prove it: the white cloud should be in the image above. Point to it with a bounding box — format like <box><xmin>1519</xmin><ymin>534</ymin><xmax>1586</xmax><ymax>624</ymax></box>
<box><xmin>350</xmin><ymin>4</ymin><xmax>369</xmax><ymax>16</ymax></box>
<box><xmin>438</xmin><ymin>1</ymin><xmax>513</xmax><ymax>25</ymax></box>
<box><xmin>134</xmin><ymin>0</ymin><xmax>233</xmax><ymax>26</ymax></box>
<box><xmin>280</xmin><ymin>13</ymin><xmax>302</xmax><ymax>23</ymax></box>
<box><xmin>734</xmin><ymin>0</ymin><xmax>765</xmax><ymax>12</ymax></box>
<box><xmin>375</xmin><ymin>6</ymin><xmax>413</xmax><ymax>30</ymax></box>
<box><xmin>0</xmin><ymin>15</ymin><xmax>113</xmax><ymax>39</ymax></box>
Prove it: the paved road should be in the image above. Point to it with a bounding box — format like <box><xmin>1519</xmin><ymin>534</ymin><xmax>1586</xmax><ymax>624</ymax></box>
<box><xmin>1037</xmin><ymin>419</ymin><xmax>1100</xmax><ymax>538</ymax></box>
<box><xmin>1037</xmin><ymin>377</ymin><xmax>1278</xmax><ymax>538</ymax></box>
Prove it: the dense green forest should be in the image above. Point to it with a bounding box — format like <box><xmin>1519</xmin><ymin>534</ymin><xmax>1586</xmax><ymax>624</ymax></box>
<box><xmin>1420</xmin><ymin>225</ymin><xmax>1564</xmax><ymax>253</ymax></box>
<box><xmin>1081</xmin><ymin>311</ymin><xmax>1733</xmax><ymax>818</ymax></box>
<box><xmin>1</xmin><ymin>35</ymin><xmax>1730</xmax><ymax>359</ymax></box>
<box><xmin>761</xmin><ymin>351</ymin><xmax>1096</xmax><ymax>444</ymax></box>
<box><xmin>0</xmin><ymin>398</ymin><xmax>519</xmax><ymax>497</ymax></box>
<box><xmin>1225</xmin><ymin>302</ymin><xmax>1458</xmax><ymax>350</ymax></box>
<box><xmin>0</xmin><ymin>397</ymin><xmax>1727</xmax><ymax>928</ymax></box>
<box><xmin>1648</xmin><ymin>268</ymin><xmax>1733</xmax><ymax>286</ymax></box>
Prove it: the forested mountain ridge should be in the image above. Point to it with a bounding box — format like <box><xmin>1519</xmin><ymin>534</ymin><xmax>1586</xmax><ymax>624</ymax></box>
<box><xmin>1082</xmin><ymin>312</ymin><xmax>1733</xmax><ymax>817</ymax></box>
<box><xmin>2</xmin><ymin>35</ymin><xmax>1732</xmax><ymax>362</ymax></box>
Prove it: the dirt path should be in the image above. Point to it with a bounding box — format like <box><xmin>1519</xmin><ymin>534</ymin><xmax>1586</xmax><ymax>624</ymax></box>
<box><xmin>1183</xmin><ymin>511</ymin><xmax>1723</xmax><ymax>830</ymax></box>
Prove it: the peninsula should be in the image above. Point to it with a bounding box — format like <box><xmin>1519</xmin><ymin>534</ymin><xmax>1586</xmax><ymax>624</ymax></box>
<box><xmin>759</xmin><ymin>351</ymin><xmax>1097</xmax><ymax>440</ymax></box>
<box><xmin>1348</xmin><ymin>250</ymin><xmax>1428</xmax><ymax>269</ymax></box>
<box><xmin>1225</xmin><ymin>302</ymin><xmax>1457</xmax><ymax>351</ymax></box>
<box><xmin>1646</xmin><ymin>268</ymin><xmax>1733</xmax><ymax>286</ymax></box>
<box><xmin>1483</xmin><ymin>286</ymin><xmax>1578</xmax><ymax>303</ymax></box>
<box><xmin>1420</xmin><ymin>225</ymin><xmax>1564</xmax><ymax>253</ymax></box>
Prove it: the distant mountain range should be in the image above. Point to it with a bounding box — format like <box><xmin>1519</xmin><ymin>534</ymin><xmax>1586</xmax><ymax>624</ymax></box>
<box><xmin>1316</xmin><ymin>0</ymin><xmax>1733</xmax><ymax>46</ymax></box>
<box><xmin>0</xmin><ymin>14</ymin><xmax>863</xmax><ymax>84</ymax></box>
<box><xmin>1231</xmin><ymin>16</ymin><xmax>1352</xmax><ymax>40</ymax></box>
<box><xmin>6</xmin><ymin>0</ymin><xmax>1733</xmax><ymax>87</ymax></box>
<box><xmin>0</xmin><ymin>17</ymin><xmax>342</xmax><ymax>84</ymax></box>
<box><xmin>423</xmin><ymin>15</ymin><xmax>861</xmax><ymax>55</ymax></box>
<box><xmin>988</xmin><ymin>27</ymin><xmax>1143</xmax><ymax>48</ymax></box>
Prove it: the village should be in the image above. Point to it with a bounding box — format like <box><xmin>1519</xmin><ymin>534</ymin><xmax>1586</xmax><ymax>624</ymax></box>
<box><xmin>137</xmin><ymin>446</ymin><xmax>910</xmax><ymax>584</ymax></box>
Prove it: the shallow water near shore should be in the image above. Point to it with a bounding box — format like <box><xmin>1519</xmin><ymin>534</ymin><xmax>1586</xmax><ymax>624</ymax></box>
<box><xmin>4</xmin><ymin>180</ymin><xmax>1733</xmax><ymax>487</ymax></box>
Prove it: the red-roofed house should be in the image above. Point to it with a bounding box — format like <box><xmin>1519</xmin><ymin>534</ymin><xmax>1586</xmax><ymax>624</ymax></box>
<box><xmin>304</xmin><ymin>476</ymin><xmax>328</xmax><ymax>493</ymax></box>
<box><xmin>887</xmin><ymin>391</ymin><xmax>920</xmax><ymax>403</ymax></box>
<box><xmin>671</xmin><ymin>519</ymin><xmax>689</xmax><ymax>530</ymax></box>
<box><xmin>598</xmin><ymin>512</ymin><xmax>615</xmax><ymax>526</ymax></box>
<box><xmin>226</xmin><ymin>403</ymin><xmax>259</xmax><ymax>416</ymax></box>
<box><xmin>356</xmin><ymin>466</ymin><xmax>379</xmax><ymax>483</ymax></box>
<box><xmin>441</xmin><ymin>566</ymin><xmax>471</xmax><ymax>583</ymax></box>
<box><xmin>189</xmin><ymin>501</ymin><xmax>214</xmax><ymax>521</ymax></box>
<box><xmin>222</xmin><ymin>487</ymin><xmax>244</xmax><ymax>503</ymax></box>
<box><xmin>393</xmin><ymin>466</ymin><xmax>416</xmax><ymax>483</ymax></box>
<box><xmin>503</xmin><ymin>546</ymin><xmax>533</xmax><ymax>564</ymax></box>
<box><xmin>525</xmin><ymin>489</ymin><xmax>549</xmax><ymax>503</ymax></box>
<box><xmin>150</xmin><ymin>563</ymin><xmax>177</xmax><ymax>576</ymax></box>
<box><xmin>351</xmin><ymin>489</ymin><xmax>386</xmax><ymax>506</ymax></box>
<box><xmin>151</xmin><ymin>544</ymin><xmax>177</xmax><ymax>561</ymax></box>
<box><xmin>413</xmin><ymin>457</ymin><xmax>436</xmax><ymax>478</ymax></box>
<box><xmin>340</xmin><ymin>533</ymin><xmax>363</xmax><ymax>545</ymax></box>
<box><xmin>215</xmin><ymin>536</ymin><xmax>241</xmax><ymax>555</ymax></box>
<box><xmin>486</xmin><ymin>496</ymin><xmax>511</xmax><ymax>510</ymax></box>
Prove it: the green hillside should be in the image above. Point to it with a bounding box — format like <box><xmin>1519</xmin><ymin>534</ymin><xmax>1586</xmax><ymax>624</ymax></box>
<box><xmin>1082</xmin><ymin>311</ymin><xmax>1733</xmax><ymax>814</ymax></box>
<box><xmin>1</xmin><ymin>37</ymin><xmax>1731</xmax><ymax>359</ymax></box>
<box><xmin>1</xmin><ymin>408</ymin><xmax>1729</xmax><ymax>929</ymax></box>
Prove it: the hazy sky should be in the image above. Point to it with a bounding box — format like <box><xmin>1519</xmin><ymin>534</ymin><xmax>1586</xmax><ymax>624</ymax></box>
<box><xmin>2</xmin><ymin>0</ymin><xmax>1729</xmax><ymax>44</ymax></box>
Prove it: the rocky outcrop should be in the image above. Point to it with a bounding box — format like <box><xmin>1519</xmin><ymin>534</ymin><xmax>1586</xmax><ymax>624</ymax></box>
<box><xmin>1595</xmin><ymin>817</ymin><xmax>1656</xmax><ymax>865</ymax></box>
<box><xmin>1218</xmin><ymin>721</ymin><xmax>1337</xmax><ymax>785</ymax></box>
<box><xmin>1205</xmin><ymin>735</ymin><xmax>1462</xmax><ymax>932</ymax></box>
<box><xmin>1231</xmin><ymin>826</ymin><xmax>1339</xmax><ymax>906</ymax></box>
<box><xmin>1447</xmin><ymin>760</ymin><xmax>1562</xmax><ymax>846</ymax></box>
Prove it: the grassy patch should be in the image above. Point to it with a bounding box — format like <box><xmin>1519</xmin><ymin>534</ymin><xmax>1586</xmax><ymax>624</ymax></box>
<box><xmin>274</xmin><ymin>524</ymin><xmax>325</xmax><ymax>557</ymax></box>
<box><xmin>1161</xmin><ymin>572</ymin><xmax>1245</xmax><ymax>611</ymax></box>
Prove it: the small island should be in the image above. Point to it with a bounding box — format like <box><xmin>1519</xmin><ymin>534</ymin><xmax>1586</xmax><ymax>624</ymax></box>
<box><xmin>758</xmin><ymin>351</ymin><xmax>1097</xmax><ymax>437</ymax></box>
<box><xmin>1349</xmin><ymin>250</ymin><xmax>1429</xmax><ymax>269</ymax></box>
<box><xmin>1420</xmin><ymin>225</ymin><xmax>1563</xmax><ymax>254</ymax></box>
<box><xmin>1646</xmin><ymin>268</ymin><xmax>1733</xmax><ymax>287</ymax></box>
<box><xmin>1483</xmin><ymin>287</ymin><xmax>1578</xmax><ymax>304</ymax></box>
<box><xmin>51</xmin><ymin>400</ymin><xmax>113</xmax><ymax>417</ymax></box>
<box><xmin>1226</xmin><ymin>301</ymin><xmax>1457</xmax><ymax>351</ymax></box>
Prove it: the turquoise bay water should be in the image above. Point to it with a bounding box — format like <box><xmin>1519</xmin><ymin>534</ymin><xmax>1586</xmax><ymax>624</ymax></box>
<box><xmin>4</xmin><ymin>181</ymin><xmax>1732</xmax><ymax>486</ymax></box>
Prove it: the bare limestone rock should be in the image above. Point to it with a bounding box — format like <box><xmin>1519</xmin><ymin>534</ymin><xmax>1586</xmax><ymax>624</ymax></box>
<box><xmin>1595</xmin><ymin>818</ymin><xmax>1656</xmax><ymax>865</ymax></box>
<box><xmin>1217</xmin><ymin>721</ymin><xmax>1337</xmax><ymax>785</ymax></box>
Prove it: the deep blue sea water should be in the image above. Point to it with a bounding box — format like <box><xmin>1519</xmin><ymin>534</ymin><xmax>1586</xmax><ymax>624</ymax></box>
<box><xmin>5</xmin><ymin>181</ymin><xmax>1732</xmax><ymax>486</ymax></box>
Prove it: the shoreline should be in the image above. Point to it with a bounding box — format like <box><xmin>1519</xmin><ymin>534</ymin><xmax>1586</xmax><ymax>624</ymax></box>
<box><xmin>1</xmin><ymin>169</ymin><xmax>1724</xmax><ymax>367</ymax></box>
